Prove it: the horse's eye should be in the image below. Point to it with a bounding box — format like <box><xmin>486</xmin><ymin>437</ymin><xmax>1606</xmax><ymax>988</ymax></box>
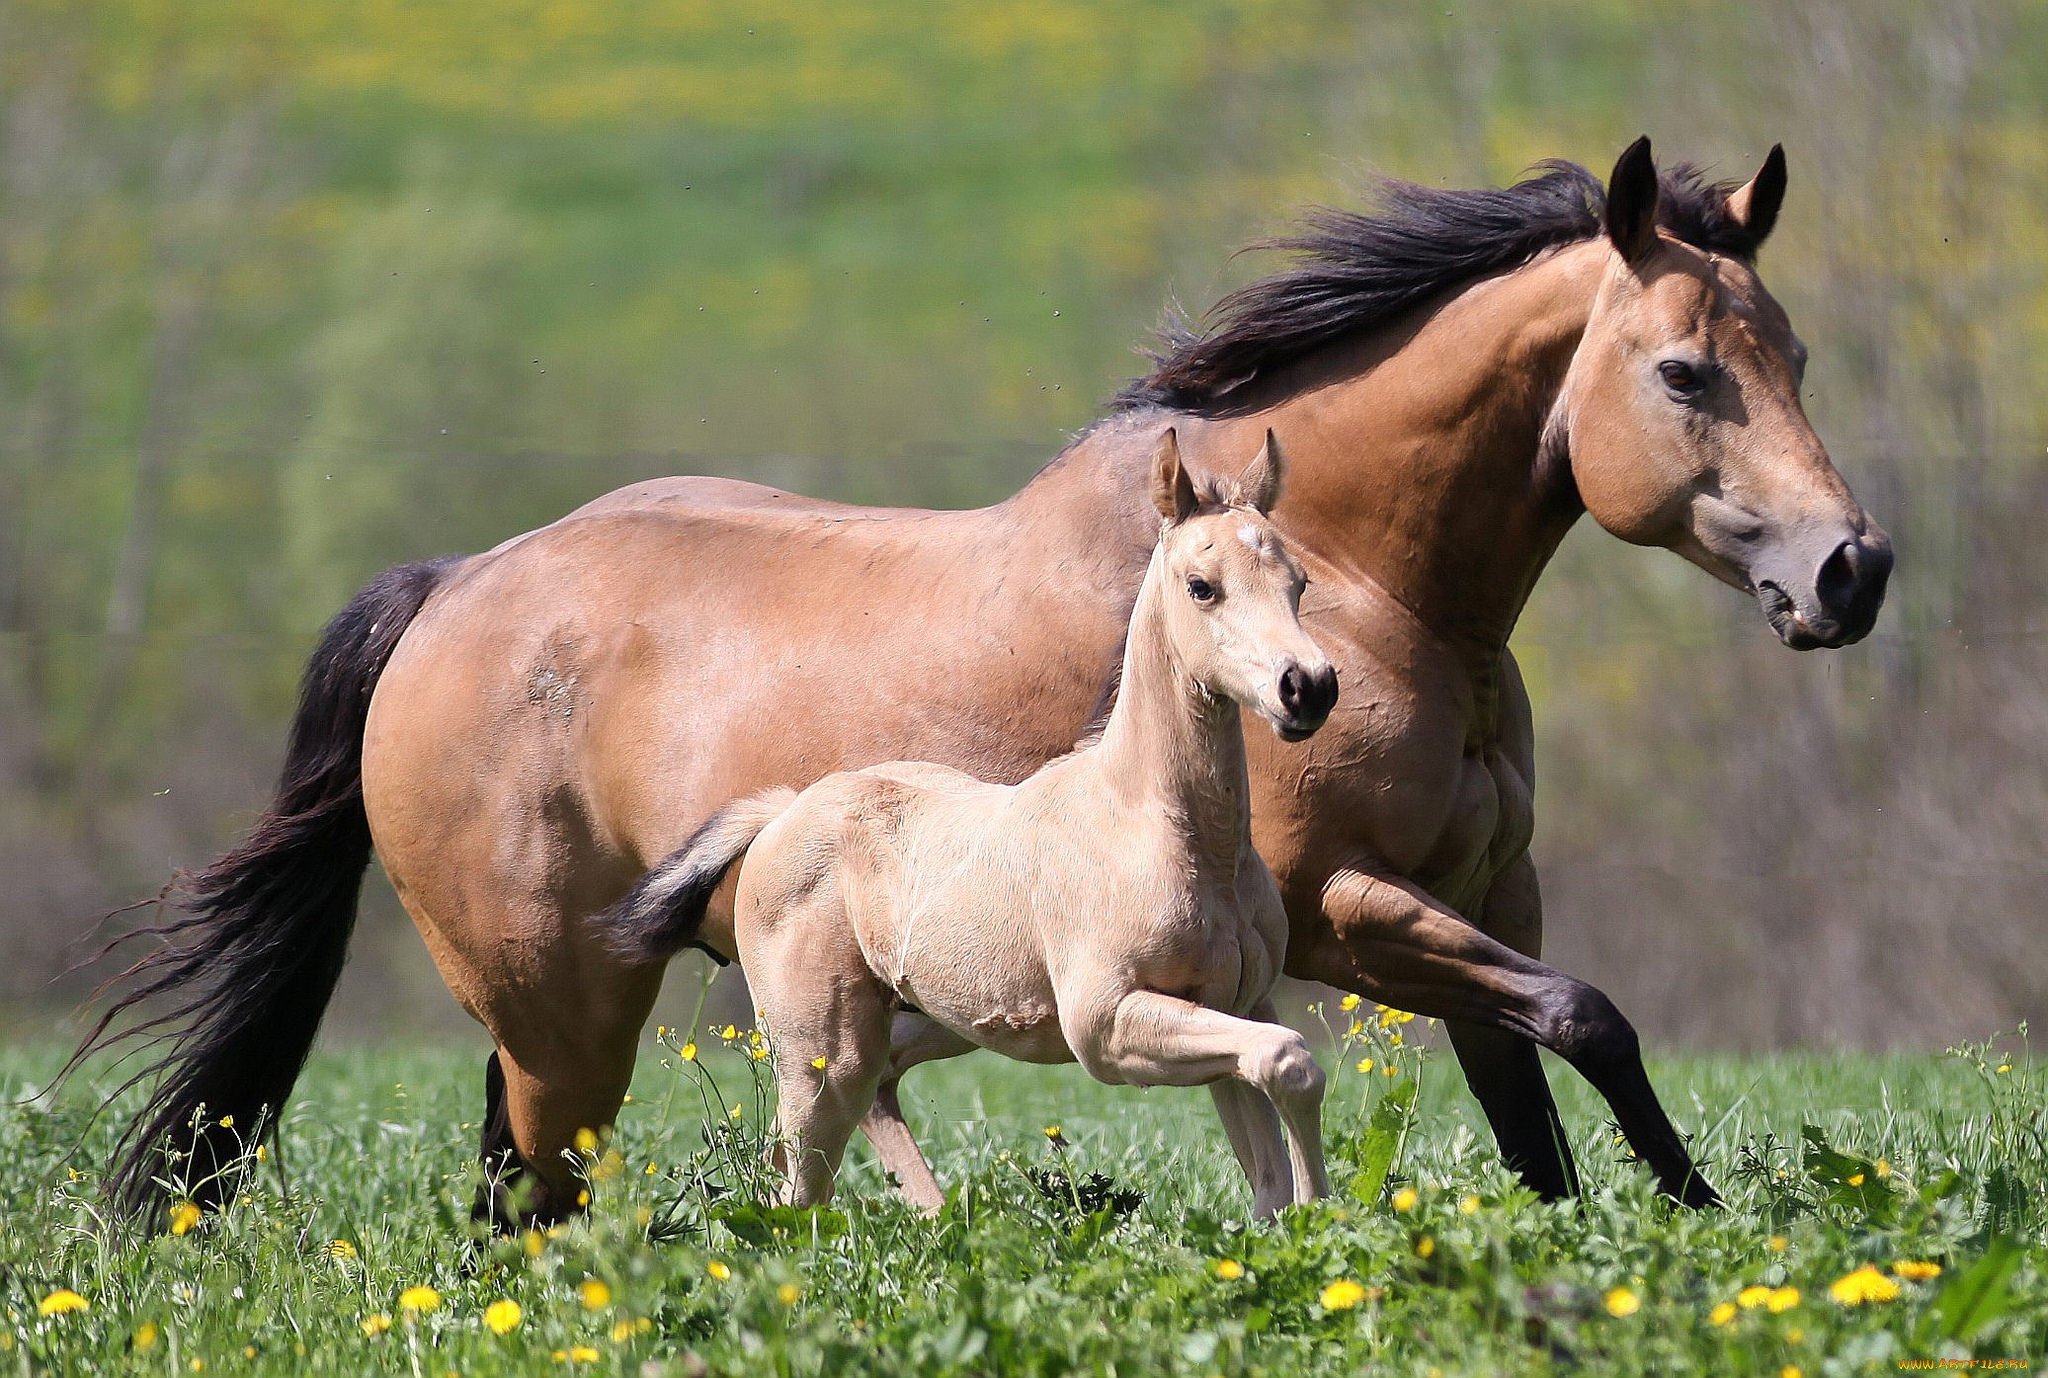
<box><xmin>1187</xmin><ymin>576</ymin><xmax>1217</xmax><ymax>604</ymax></box>
<box><xmin>1658</xmin><ymin>359</ymin><xmax>1704</xmax><ymax>398</ymax></box>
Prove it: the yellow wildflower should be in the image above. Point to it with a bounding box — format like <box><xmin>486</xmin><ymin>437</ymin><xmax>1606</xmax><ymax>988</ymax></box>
<box><xmin>1708</xmin><ymin>1301</ymin><xmax>1737</xmax><ymax>1327</ymax></box>
<box><xmin>1415</xmin><ymin>1236</ymin><xmax>1436</xmax><ymax>1259</ymax></box>
<box><xmin>256</xmin><ymin>1144</ymin><xmax>268</xmax><ymax>1162</ymax></box>
<box><xmin>1892</xmin><ymin>1260</ymin><xmax>1942</xmax><ymax>1281</ymax></box>
<box><xmin>811</xmin><ymin>1055</ymin><xmax>829</xmax><ymax>1070</ymax></box>
<box><xmin>1767</xmin><ymin>1287</ymin><xmax>1800</xmax><ymax>1313</ymax></box>
<box><xmin>325</xmin><ymin>1239</ymin><xmax>358</xmax><ymax>1260</ymax></box>
<box><xmin>190</xmin><ymin>1361</ymin><xmax>204</xmax><ymax>1373</ymax></box>
<box><xmin>611</xmin><ymin>1319</ymin><xmax>635</xmax><ymax>1343</ymax></box>
<box><xmin>1340</xmin><ymin>994</ymin><xmax>1362</xmax><ymax>1011</ymax></box>
<box><xmin>573</xmin><ymin>1127</ymin><xmax>599</xmax><ymax>1154</ymax></box>
<box><xmin>1828</xmin><ymin>1265</ymin><xmax>1901</xmax><ymax>1306</ymax></box>
<box><xmin>728</xmin><ymin>1103</ymin><xmax>743</xmax><ymax>1120</ymax></box>
<box><xmin>522</xmin><ymin>1229</ymin><xmax>545</xmax><ymax>1259</ymax></box>
<box><xmin>1604</xmin><ymin>1286</ymin><xmax>1640</xmax><ymax>1318</ymax></box>
<box><xmin>360</xmin><ymin>1313</ymin><xmax>393</xmax><ymax>1338</ymax></box>
<box><xmin>1995</xmin><ymin>1063</ymin><xmax>2011</xmax><ymax>1074</ymax></box>
<box><xmin>576</xmin><ymin>1189</ymin><xmax>591</xmax><ymax>1207</ymax></box>
<box><xmin>578</xmin><ymin>1279</ymin><xmax>612</xmax><ymax>1311</ymax></box>
<box><xmin>1376</xmin><ymin>1005</ymin><xmax>1415</xmax><ymax>1028</ymax></box>
<box><xmin>1782</xmin><ymin>1369</ymin><xmax>1803</xmax><ymax>1378</ymax></box>
<box><xmin>567</xmin><ymin>1346</ymin><xmax>600</xmax><ymax>1363</ymax></box>
<box><xmin>1320</xmin><ymin>1279</ymin><xmax>1368</xmax><ymax>1311</ymax></box>
<box><xmin>136</xmin><ymin>1321</ymin><xmax>162</xmax><ymax>1351</ymax></box>
<box><xmin>1383</xmin><ymin>1063</ymin><xmax>1400</xmax><ymax>1077</ymax></box>
<box><xmin>1846</xmin><ymin>1172</ymin><xmax>1865</xmax><ymax>1187</ymax></box>
<box><xmin>1874</xmin><ymin>1157</ymin><xmax>1891</xmax><ymax>1179</ymax></box>
<box><xmin>398</xmin><ymin>1285</ymin><xmax>441</xmax><ymax>1314</ymax></box>
<box><xmin>720</xmin><ymin>1024</ymin><xmax>738</xmax><ymax>1041</ymax></box>
<box><xmin>168</xmin><ymin>1201</ymin><xmax>202</xmax><ymax>1236</ymax></box>
<box><xmin>484</xmin><ymin>1299</ymin><xmax>522</xmax><ymax>1335</ymax></box>
<box><xmin>1214</xmin><ymin>1259</ymin><xmax>1245</xmax><ymax>1281</ymax></box>
<box><xmin>241</xmin><ymin>1346</ymin><xmax>256</xmax><ymax>1360</ymax></box>
<box><xmin>777</xmin><ymin>1282</ymin><xmax>801</xmax><ymax>1306</ymax></box>
<box><xmin>680</xmin><ymin>1042</ymin><xmax>698</xmax><ymax>1062</ymax></box>
<box><xmin>1767</xmin><ymin>1234</ymin><xmax>1789</xmax><ymax>1253</ymax></box>
<box><xmin>1391</xmin><ymin>1187</ymin><xmax>1418</xmax><ymax>1213</ymax></box>
<box><xmin>707</xmin><ymin>1261</ymin><xmax>732</xmax><ymax>1281</ymax></box>
<box><xmin>656</xmin><ymin>1025</ymin><xmax>668</xmax><ymax>1039</ymax></box>
<box><xmin>1737</xmin><ymin>1285</ymin><xmax>1773</xmax><ymax>1310</ymax></box>
<box><xmin>38</xmin><ymin>1289</ymin><xmax>89</xmax><ymax>1317</ymax></box>
<box><xmin>1458</xmin><ymin>1194</ymin><xmax>1480</xmax><ymax>1216</ymax></box>
<box><xmin>1356</xmin><ymin>1057</ymin><xmax>1374</xmax><ymax>1074</ymax></box>
<box><xmin>217</xmin><ymin>1115</ymin><xmax>234</xmax><ymax>1129</ymax></box>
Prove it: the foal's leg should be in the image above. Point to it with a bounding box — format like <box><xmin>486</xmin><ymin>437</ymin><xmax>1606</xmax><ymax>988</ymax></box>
<box><xmin>1088</xmin><ymin>990</ymin><xmax>1331</xmax><ymax>1214</ymax></box>
<box><xmin>859</xmin><ymin>1013</ymin><xmax>976</xmax><ymax>1212</ymax></box>
<box><xmin>1208</xmin><ymin>1080</ymin><xmax>1296</xmax><ymax>1218</ymax></box>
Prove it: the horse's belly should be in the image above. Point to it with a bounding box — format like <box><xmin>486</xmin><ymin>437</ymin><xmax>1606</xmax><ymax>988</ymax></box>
<box><xmin>1418</xmin><ymin>748</ymin><xmax>1533</xmax><ymax>915</ymax></box>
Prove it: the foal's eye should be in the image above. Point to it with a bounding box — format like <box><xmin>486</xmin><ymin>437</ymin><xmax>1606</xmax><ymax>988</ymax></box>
<box><xmin>1658</xmin><ymin>359</ymin><xmax>1705</xmax><ymax>399</ymax></box>
<box><xmin>1186</xmin><ymin>576</ymin><xmax>1217</xmax><ymax>604</ymax></box>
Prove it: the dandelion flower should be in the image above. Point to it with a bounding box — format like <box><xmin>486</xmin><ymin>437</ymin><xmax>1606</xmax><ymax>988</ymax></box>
<box><xmin>134</xmin><ymin>1320</ymin><xmax>162</xmax><ymax>1350</ymax></box>
<box><xmin>397</xmin><ymin>1285</ymin><xmax>441</xmax><ymax>1314</ymax></box>
<box><xmin>610</xmin><ymin>1319</ymin><xmax>635</xmax><ymax>1343</ymax></box>
<box><xmin>1708</xmin><ymin>1301</ymin><xmax>1737</xmax><ymax>1327</ymax></box>
<box><xmin>1782</xmin><ymin>1368</ymin><xmax>1803</xmax><ymax>1378</ymax></box>
<box><xmin>482</xmin><ymin>1298</ymin><xmax>521</xmax><ymax>1334</ymax></box>
<box><xmin>1340</xmin><ymin>994</ymin><xmax>1361</xmax><ymax>1011</ymax></box>
<box><xmin>1892</xmin><ymin>1260</ymin><xmax>1942</xmax><ymax>1281</ymax></box>
<box><xmin>1320</xmin><ymin>1279</ymin><xmax>1368</xmax><ymax>1311</ymax></box>
<box><xmin>1768</xmin><ymin>1234</ymin><xmax>1789</xmax><ymax>1253</ymax></box>
<box><xmin>681</xmin><ymin>1042</ymin><xmax>698</xmax><ymax>1062</ymax></box>
<box><xmin>522</xmin><ymin>1229</ymin><xmax>545</xmax><ymax>1259</ymax></box>
<box><xmin>1827</xmin><ymin>1265</ymin><xmax>1900</xmax><ymax>1306</ymax></box>
<box><xmin>360</xmin><ymin>1313</ymin><xmax>393</xmax><ymax>1338</ymax></box>
<box><xmin>1604</xmin><ymin>1286</ymin><xmax>1640</xmax><ymax>1318</ymax></box>
<box><xmin>168</xmin><ymin>1200</ymin><xmax>202</xmax><ymax>1236</ymax></box>
<box><xmin>777</xmin><ymin>1282</ymin><xmax>801</xmax><ymax>1306</ymax></box>
<box><xmin>1767</xmin><ymin>1287</ymin><xmax>1800</xmax><ymax>1313</ymax></box>
<box><xmin>707</xmin><ymin>1261</ymin><xmax>731</xmax><ymax>1282</ymax></box>
<box><xmin>1415</xmin><ymin>1236</ymin><xmax>1436</xmax><ymax>1259</ymax></box>
<box><xmin>568</xmin><ymin>1345</ymin><xmax>600</xmax><ymax>1363</ymax></box>
<box><xmin>1214</xmin><ymin>1259</ymin><xmax>1245</xmax><ymax>1281</ymax></box>
<box><xmin>578</xmin><ymin>1279</ymin><xmax>611</xmax><ymax>1311</ymax></box>
<box><xmin>38</xmin><ymin>1289</ymin><xmax>89</xmax><ymax>1317</ymax></box>
<box><xmin>1391</xmin><ymin>1186</ymin><xmax>1418</xmax><ymax>1213</ymax></box>
<box><xmin>1737</xmin><ymin>1285</ymin><xmax>1773</xmax><ymax>1310</ymax></box>
<box><xmin>1458</xmin><ymin>1194</ymin><xmax>1480</xmax><ymax>1216</ymax></box>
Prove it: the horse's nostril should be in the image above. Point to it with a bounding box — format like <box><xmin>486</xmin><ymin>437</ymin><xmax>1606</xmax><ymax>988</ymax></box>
<box><xmin>1816</xmin><ymin>540</ymin><xmax>1859</xmax><ymax>614</ymax></box>
<box><xmin>1279</xmin><ymin>665</ymin><xmax>1306</xmax><ymax>713</ymax></box>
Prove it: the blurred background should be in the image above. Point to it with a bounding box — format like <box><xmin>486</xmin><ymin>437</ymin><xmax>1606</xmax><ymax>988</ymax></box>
<box><xmin>1</xmin><ymin>0</ymin><xmax>2042</xmax><ymax>1050</ymax></box>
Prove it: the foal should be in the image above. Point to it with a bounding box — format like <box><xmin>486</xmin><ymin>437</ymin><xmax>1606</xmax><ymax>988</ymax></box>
<box><xmin>611</xmin><ymin>430</ymin><xmax>1339</xmax><ymax>1216</ymax></box>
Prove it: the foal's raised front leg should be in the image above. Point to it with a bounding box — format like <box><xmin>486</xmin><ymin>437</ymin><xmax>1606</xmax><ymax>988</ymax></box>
<box><xmin>1086</xmin><ymin>990</ymin><xmax>1330</xmax><ymax>1215</ymax></box>
<box><xmin>1294</xmin><ymin>866</ymin><xmax>1719</xmax><ymax>1208</ymax></box>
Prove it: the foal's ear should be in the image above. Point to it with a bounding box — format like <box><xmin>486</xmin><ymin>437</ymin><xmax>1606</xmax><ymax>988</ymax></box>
<box><xmin>1604</xmin><ymin>135</ymin><xmax>1660</xmax><ymax>266</ymax></box>
<box><xmin>1726</xmin><ymin>143</ymin><xmax>1787</xmax><ymax>252</ymax></box>
<box><xmin>1233</xmin><ymin>429</ymin><xmax>1285</xmax><ymax>515</ymax></box>
<box><xmin>1151</xmin><ymin>427</ymin><xmax>1197</xmax><ymax>524</ymax></box>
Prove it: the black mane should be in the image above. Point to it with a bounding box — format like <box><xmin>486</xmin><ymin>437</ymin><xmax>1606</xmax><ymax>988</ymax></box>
<box><xmin>1115</xmin><ymin>158</ymin><xmax>1765</xmax><ymax>414</ymax></box>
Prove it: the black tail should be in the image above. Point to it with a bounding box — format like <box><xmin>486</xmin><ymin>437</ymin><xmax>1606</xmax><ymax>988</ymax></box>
<box><xmin>603</xmin><ymin>787</ymin><xmax>798</xmax><ymax>964</ymax></box>
<box><xmin>64</xmin><ymin>557</ymin><xmax>456</xmax><ymax>1219</ymax></box>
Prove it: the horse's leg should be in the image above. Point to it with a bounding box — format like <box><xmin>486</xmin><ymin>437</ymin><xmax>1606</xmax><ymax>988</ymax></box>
<box><xmin>1446</xmin><ymin>855</ymin><xmax>1580</xmax><ymax>1200</ymax></box>
<box><xmin>859</xmin><ymin>1013</ymin><xmax>975</xmax><ymax>1213</ymax></box>
<box><xmin>1295</xmin><ymin>867</ymin><xmax>1718</xmax><ymax>1208</ymax></box>
<box><xmin>1086</xmin><ymin>990</ymin><xmax>1330</xmax><ymax>1215</ymax></box>
<box><xmin>1208</xmin><ymin>1081</ymin><xmax>1295</xmax><ymax>1217</ymax></box>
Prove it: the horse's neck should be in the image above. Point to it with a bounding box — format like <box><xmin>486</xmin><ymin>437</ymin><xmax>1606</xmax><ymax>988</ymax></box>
<box><xmin>1089</xmin><ymin>553</ymin><xmax>1251</xmax><ymax>877</ymax></box>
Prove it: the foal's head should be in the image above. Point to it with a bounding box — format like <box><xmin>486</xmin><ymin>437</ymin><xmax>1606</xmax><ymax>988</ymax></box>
<box><xmin>1149</xmin><ymin>429</ymin><xmax>1336</xmax><ymax>741</ymax></box>
<box><xmin>1564</xmin><ymin>138</ymin><xmax>1892</xmax><ymax>649</ymax></box>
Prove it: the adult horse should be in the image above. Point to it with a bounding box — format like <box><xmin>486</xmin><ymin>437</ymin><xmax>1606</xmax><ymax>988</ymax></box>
<box><xmin>81</xmin><ymin>138</ymin><xmax>1889</xmax><ymax>1224</ymax></box>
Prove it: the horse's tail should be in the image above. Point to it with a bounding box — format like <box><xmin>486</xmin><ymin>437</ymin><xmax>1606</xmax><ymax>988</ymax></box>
<box><xmin>66</xmin><ymin>557</ymin><xmax>457</xmax><ymax>1220</ymax></box>
<box><xmin>604</xmin><ymin>787</ymin><xmax>800</xmax><ymax>963</ymax></box>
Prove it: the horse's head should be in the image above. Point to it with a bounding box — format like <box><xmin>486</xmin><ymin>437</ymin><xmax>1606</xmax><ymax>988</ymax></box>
<box><xmin>1151</xmin><ymin>428</ymin><xmax>1336</xmax><ymax>739</ymax></box>
<box><xmin>1563</xmin><ymin>138</ymin><xmax>1892</xmax><ymax>649</ymax></box>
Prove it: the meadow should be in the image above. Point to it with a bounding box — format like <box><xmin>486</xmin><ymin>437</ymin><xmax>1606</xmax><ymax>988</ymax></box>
<box><xmin>3</xmin><ymin>1014</ymin><xmax>2040</xmax><ymax>1376</ymax></box>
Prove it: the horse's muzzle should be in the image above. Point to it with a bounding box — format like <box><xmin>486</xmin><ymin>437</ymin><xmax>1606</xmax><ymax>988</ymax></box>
<box><xmin>1275</xmin><ymin>661</ymin><xmax>1339</xmax><ymax>739</ymax></box>
<box><xmin>1762</xmin><ymin>524</ymin><xmax>1893</xmax><ymax>649</ymax></box>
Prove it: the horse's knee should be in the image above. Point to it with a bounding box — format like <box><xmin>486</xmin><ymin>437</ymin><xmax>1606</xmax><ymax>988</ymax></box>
<box><xmin>1544</xmin><ymin>981</ymin><xmax>1639</xmax><ymax>1069</ymax></box>
<box><xmin>1248</xmin><ymin>1034</ymin><xmax>1325</xmax><ymax>1104</ymax></box>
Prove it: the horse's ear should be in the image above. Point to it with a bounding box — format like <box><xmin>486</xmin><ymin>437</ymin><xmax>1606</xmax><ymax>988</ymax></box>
<box><xmin>1234</xmin><ymin>429</ymin><xmax>1285</xmax><ymax>515</ymax></box>
<box><xmin>1604</xmin><ymin>135</ymin><xmax>1659</xmax><ymax>265</ymax></box>
<box><xmin>1151</xmin><ymin>427</ymin><xmax>1197</xmax><ymax>524</ymax></box>
<box><xmin>1726</xmin><ymin>143</ymin><xmax>1787</xmax><ymax>251</ymax></box>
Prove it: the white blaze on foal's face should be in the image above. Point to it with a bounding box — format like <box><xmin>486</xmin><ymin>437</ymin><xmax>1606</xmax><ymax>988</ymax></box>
<box><xmin>1149</xmin><ymin>429</ymin><xmax>1338</xmax><ymax>740</ymax></box>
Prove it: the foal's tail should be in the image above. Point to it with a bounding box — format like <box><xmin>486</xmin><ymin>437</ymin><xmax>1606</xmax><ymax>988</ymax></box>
<box><xmin>605</xmin><ymin>787</ymin><xmax>800</xmax><ymax>963</ymax></box>
<box><xmin>62</xmin><ymin>557</ymin><xmax>456</xmax><ymax>1220</ymax></box>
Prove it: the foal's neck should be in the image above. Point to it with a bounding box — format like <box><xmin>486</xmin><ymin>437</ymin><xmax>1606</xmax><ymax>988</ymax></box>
<box><xmin>1090</xmin><ymin>547</ymin><xmax>1251</xmax><ymax>878</ymax></box>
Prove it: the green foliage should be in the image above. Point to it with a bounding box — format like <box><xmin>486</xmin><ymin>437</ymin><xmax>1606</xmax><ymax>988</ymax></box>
<box><xmin>4</xmin><ymin>1029</ymin><xmax>2045</xmax><ymax>1375</ymax></box>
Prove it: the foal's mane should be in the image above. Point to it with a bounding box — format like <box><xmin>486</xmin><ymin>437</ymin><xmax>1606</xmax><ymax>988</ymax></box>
<box><xmin>1114</xmin><ymin>159</ymin><xmax>1768</xmax><ymax>415</ymax></box>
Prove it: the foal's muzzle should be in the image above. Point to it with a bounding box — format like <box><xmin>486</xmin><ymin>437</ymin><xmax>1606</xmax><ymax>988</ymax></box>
<box><xmin>1275</xmin><ymin>661</ymin><xmax>1338</xmax><ymax>740</ymax></box>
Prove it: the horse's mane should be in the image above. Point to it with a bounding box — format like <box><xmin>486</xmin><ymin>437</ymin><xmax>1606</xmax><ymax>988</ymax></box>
<box><xmin>1114</xmin><ymin>159</ymin><xmax>1767</xmax><ymax>415</ymax></box>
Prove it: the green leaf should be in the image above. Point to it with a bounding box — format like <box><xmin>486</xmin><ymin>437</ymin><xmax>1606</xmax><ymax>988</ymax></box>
<box><xmin>1931</xmin><ymin>1236</ymin><xmax>2024</xmax><ymax>1344</ymax></box>
<box><xmin>1346</xmin><ymin>1079</ymin><xmax>1417</xmax><ymax>1207</ymax></box>
<box><xmin>713</xmin><ymin>1203</ymin><xmax>848</xmax><ymax>1247</ymax></box>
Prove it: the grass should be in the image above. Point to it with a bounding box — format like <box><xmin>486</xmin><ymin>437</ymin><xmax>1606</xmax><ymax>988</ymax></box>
<box><xmin>2</xmin><ymin>1014</ymin><xmax>2041</xmax><ymax>1376</ymax></box>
